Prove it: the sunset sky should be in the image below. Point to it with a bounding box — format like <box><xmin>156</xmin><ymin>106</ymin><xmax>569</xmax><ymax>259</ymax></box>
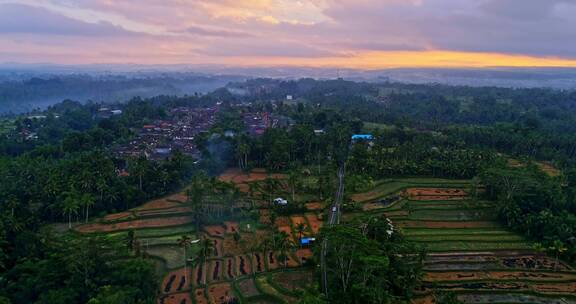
<box><xmin>1</xmin><ymin>0</ymin><xmax>576</xmax><ymax>69</ymax></box>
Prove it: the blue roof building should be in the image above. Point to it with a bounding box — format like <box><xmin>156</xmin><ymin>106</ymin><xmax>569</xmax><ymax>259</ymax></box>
<box><xmin>351</xmin><ymin>134</ymin><xmax>374</xmax><ymax>141</ymax></box>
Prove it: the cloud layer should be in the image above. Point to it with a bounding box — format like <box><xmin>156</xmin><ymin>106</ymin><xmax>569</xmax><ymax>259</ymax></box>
<box><xmin>1</xmin><ymin>0</ymin><xmax>576</xmax><ymax>67</ymax></box>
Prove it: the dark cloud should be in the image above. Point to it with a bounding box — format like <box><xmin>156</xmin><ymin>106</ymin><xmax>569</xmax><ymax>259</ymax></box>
<box><xmin>480</xmin><ymin>0</ymin><xmax>569</xmax><ymax>20</ymax></box>
<box><xmin>0</xmin><ymin>3</ymin><xmax>139</xmax><ymax>36</ymax></box>
<box><xmin>320</xmin><ymin>0</ymin><xmax>576</xmax><ymax>58</ymax></box>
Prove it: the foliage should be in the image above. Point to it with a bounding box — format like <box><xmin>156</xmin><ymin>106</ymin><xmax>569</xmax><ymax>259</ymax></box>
<box><xmin>319</xmin><ymin>215</ymin><xmax>425</xmax><ymax>303</ymax></box>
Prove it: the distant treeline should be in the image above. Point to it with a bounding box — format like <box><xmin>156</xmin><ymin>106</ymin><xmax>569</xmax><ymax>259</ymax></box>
<box><xmin>0</xmin><ymin>73</ymin><xmax>244</xmax><ymax>114</ymax></box>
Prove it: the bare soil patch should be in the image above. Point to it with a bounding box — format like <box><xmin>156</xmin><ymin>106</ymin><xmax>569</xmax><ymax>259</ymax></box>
<box><xmin>277</xmin><ymin>225</ymin><xmax>293</xmax><ymax>240</ymax></box>
<box><xmin>296</xmin><ymin>248</ymin><xmax>313</xmax><ymax>264</ymax></box>
<box><xmin>207</xmin><ymin>283</ymin><xmax>237</xmax><ymax>304</ymax></box>
<box><xmin>224</xmin><ymin>257</ymin><xmax>236</xmax><ymax>279</ymax></box>
<box><xmin>275</xmin><ymin>217</ymin><xmax>290</xmax><ymax>226</ymax></box>
<box><xmin>136</xmin><ymin>206</ymin><xmax>191</xmax><ymax>217</ymax></box>
<box><xmin>305</xmin><ymin>202</ymin><xmax>323</xmax><ymax>211</ymax></box>
<box><xmin>222</xmin><ymin>235</ymin><xmax>242</xmax><ymax>256</ymax></box>
<box><xmin>224</xmin><ymin>221</ymin><xmax>240</xmax><ymax>234</ymax></box>
<box><xmin>532</xmin><ymin>282</ymin><xmax>576</xmax><ymax>294</ymax></box>
<box><xmin>103</xmin><ymin>211</ymin><xmax>132</xmax><ymax>222</ymax></box>
<box><xmin>219</xmin><ymin>168</ymin><xmax>287</xmax><ymax>184</ymax></box>
<box><xmin>218</xmin><ymin>168</ymin><xmax>243</xmax><ymax>183</ymax></box>
<box><xmin>136</xmin><ymin>197</ymin><xmax>182</xmax><ymax>211</ymax></box>
<box><xmin>208</xmin><ymin>260</ymin><xmax>222</xmax><ymax>282</ymax></box>
<box><xmin>290</xmin><ymin>216</ymin><xmax>308</xmax><ymax>229</ymax></box>
<box><xmin>425</xmin><ymin>271</ymin><xmax>576</xmax><ymax>282</ymax></box>
<box><xmin>350</xmin><ymin>190</ymin><xmax>383</xmax><ymax>202</ymax></box>
<box><xmin>407</xmin><ymin>188</ymin><xmax>467</xmax><ymax>197</ymax></box>
<box><xmin>158</xmin><ymin>291</ymin><xmax>191</xmax><ymax>304</ymax></box>
<box><xmin>204</xmin><ymin>225</ymin><xmax>226</xmax><ymax>237</ymax></box>
<box><xmin>167</xmin><ymin>192</ymin><xmax>188</xmax><ymax>203</ymax></box>
<box><xmin>362</xmin><ymin>202</ymin><xmax>387</xmax><ymax>211</ymax></box>
<box><xmin>253</xmin><ymin>252</ymin><xmax>264</xmax><ymax>272</ymax></box>
<box><xmin>259</xmin><ymin>209</ymin><xmax>272</xmax><ymax>224</ymax></box>
<box><xmin>77</xmin><ymin>216</ymin><xmax>192</xmax><ymax>233</ymax></box>
<box><xmin>194</xmin><ymin>289</ymin><xmax>209</xmax><ymax>304</ymax></box>
<box><xmin>236</xmin><ymin>255</ymin><xmax>252</xmax><ymax>276</ymax></box>
<box><xmin>267</xmin><ymin>251</ymin><xmax>278</xmax><ymax>270</ymax></box>
<box><xmin>305</xmin><ymin>214</ymin><xmax>322</xmax><ymax>234</ymax></box>
<box><xmin>162</xmin><ymin>268</ymin><xmax>191</xmax><ymax>294</ymax></box>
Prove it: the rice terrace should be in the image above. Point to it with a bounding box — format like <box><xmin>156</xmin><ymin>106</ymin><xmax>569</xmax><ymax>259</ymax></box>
<box><xmin>74</xmin><ymin>164</ymin><xmax>576</xmax><ymax>304</ymax></box>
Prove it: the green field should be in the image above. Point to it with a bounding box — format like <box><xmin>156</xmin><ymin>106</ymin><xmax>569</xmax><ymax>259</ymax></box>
<box><xmin>403</xmin><ymin>228</ymin><xmax>515</xmax><ymax>236</ymax></box>
<box><xmin>350</xmin><ymin>178</ymin><xmax>576</xmax><ymax>302</ymax></box>
<box><xmin>0</xmin><ymin>119</ymin><xmax>15</xmax><ymax>135</ymax></box>
<box><xmin>352</xmin><ymin>178</ymin><xmax>470</xmax><ymax>203</ymax></box>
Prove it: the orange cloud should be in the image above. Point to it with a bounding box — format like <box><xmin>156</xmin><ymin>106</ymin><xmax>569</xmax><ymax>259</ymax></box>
<box><xmin>210</xmin><ymin>50</ymin><xmax>576</xmax><ymax>69</ymax></box>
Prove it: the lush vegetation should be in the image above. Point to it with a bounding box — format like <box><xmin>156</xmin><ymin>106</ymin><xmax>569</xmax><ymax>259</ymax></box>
<box><xmin>1</xmin><ymin>76</ymin><xmax>576</xmax><ymax>303</ymax></box>
<box><xmin>0</xmin><ymin>100</ymin><xmax>196</xmax><ymax>303</ymax></box>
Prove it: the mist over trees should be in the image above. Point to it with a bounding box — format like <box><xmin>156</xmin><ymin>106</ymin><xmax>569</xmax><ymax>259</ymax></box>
<box><xmin>0</xmin><ymin>73</ymin><xmax>244</xmax><ymax>114</ymax></box>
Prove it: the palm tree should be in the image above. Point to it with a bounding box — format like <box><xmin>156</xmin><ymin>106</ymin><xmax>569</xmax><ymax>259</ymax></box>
<box><xmin>82</xmin><ymin>194</ymin><xmax>96</xmax><ymax>223</ymax></box>
<box><xmin>5</xmin><ymin>195</ymin><xmax>19</xmax><ymax>218</ymax></box>
<box><xmin>288</xmin><ymin>169</ymin><xmax>298</xmax><ymax>203</ymax></box>
<box><xmin>130</xmin><ymin>157</ymin><xmax>148</xmax><ymax>191</ymax></box>
<box><xmin>532</xmin><ymin>243</ymin><xmax>546</xmax><ymax>270</ymax></box>
<box><xmin>196</xmin><ymin>237</ymin><xmax>215</xmax><ymax>285</ymax></box>
<box><xmin>177</xmin><ymin>235</ymin><xmax>192</xmax><ymax>285</ymax></box>
<box><xmin>549</xmin><ymin>240</ymin><xmax>567</xmax><ymax>272</ymax></box>
<box><xmin>258</xmin><ymin>236</ymin><xmax>273</xmax><ymax>260</ymax></box>
<box><xmin>264</xmin><ymin>177</ymin><xmax>275</xmax><ymax>205</ymax></box>
<box><xmin>187</xmin><ymin>173</ymin><xmax>207</xmax><ymax>231</ymax></box>
<box><xmin>126</xmin><ymin>230</ymin><xmax>136</xmax><ymax>251</ymax></box>
<box><xmin>296</xmin><ymin>223</ymin><xmax>307</xmax><ymax>246</ymax></box>
<box><xmin>62</xmin><ymin>194</ymin><xmax>80</xmax><ymax>229</ymax></box>
<box><xmin>275</xmin><ymin>231</ymin><xmax>294</xmax><ymax>268</ymax></box>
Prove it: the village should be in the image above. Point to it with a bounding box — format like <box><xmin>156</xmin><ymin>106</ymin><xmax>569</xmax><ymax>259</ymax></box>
<box><xmin>112</xmin><ymin>103</ymin><xmax>293</xmax><ymax>162</ymax></box>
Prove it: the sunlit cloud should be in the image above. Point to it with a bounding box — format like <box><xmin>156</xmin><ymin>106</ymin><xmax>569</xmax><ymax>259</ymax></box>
<box><xmin>1</xmin><ymin>0</ymin><xmax>576</xmax><ymax>68</ymax></box>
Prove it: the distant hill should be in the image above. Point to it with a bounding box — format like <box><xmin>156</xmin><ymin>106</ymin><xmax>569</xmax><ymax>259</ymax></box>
<box><xmin>0</xmin><ymin>72</ymin><xmax>245</xmax><ymax>114</ymax></box>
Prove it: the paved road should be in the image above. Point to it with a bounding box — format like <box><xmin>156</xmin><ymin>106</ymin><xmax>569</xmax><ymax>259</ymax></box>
<box><xmin>329</xmin><ymin>165</ymin><xmax>345</xmax><ymax>225</ymax></box>
<box><xmin>321</xmin><ymin>162</ymin><xmax>346</xmax><ymax>295</ymax></box>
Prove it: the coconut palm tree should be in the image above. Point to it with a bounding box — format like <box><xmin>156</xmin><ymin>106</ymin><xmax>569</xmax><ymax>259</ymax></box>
<box><xmin>187</xmin><ymin>174</ymin><xmax>207</xmax><ymax>231</ymax></box>
<box><xmin>197</xmin><ymin>237</ymin><xmax>215</xmax><ymax>285</ymax></box>
<box><xmin>257</xmin><ymin>236</ymin><xmax>274</xmax><ymax>271</ymax></box>
<box><xmin>296</xmin><ymin>223</ymin><xmax>307</xmax><ymax>246</ymax></box>
<box><xmin>288</xmin><ymin>169</ymin><xmax>298</xmax><ymax>203</ymax></box>
<box><xmin>82</xmin><ymin>194</ymin><xmax>96</xmax><ymax>223</ymax></box>
<box><xmin>62</xmin><ymin>193</ymin><xmax>80</xmax><ymax>229</ymax></box>
<box><xmin>275</xmin><ymin>231</ymin><xmax>295</xmax><ymax>268</ymax></box>
<box><xmin>177</xmin><ymin>235</ymin><xmax>192</xmax><ymax>284</ymax></box>
<box><xmin>549</xmin><ymin>240</ymin><xmax>567</xmax><ymax>272</ymax></box>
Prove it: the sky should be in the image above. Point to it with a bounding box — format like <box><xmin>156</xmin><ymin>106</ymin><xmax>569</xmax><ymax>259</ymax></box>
<box><xmin>1</xmin><ymin>0</ymin><xmax>576</xmax><ymax>69</ymax></box>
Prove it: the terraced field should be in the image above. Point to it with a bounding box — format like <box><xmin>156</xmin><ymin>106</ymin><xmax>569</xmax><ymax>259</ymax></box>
<box><xmin>77</xmin><ymin>168</ymin><xmax>323</xmax><ymax>304</ymax></box>
<box><xmin>75</xmin><ymin>171</ymin><xmax>576</xmax><ymax>304</ymax></box>
<box><xmin>352</xmin><ymin>180</ymin><xmax>576</xmax><ymax>304</ymax></box>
